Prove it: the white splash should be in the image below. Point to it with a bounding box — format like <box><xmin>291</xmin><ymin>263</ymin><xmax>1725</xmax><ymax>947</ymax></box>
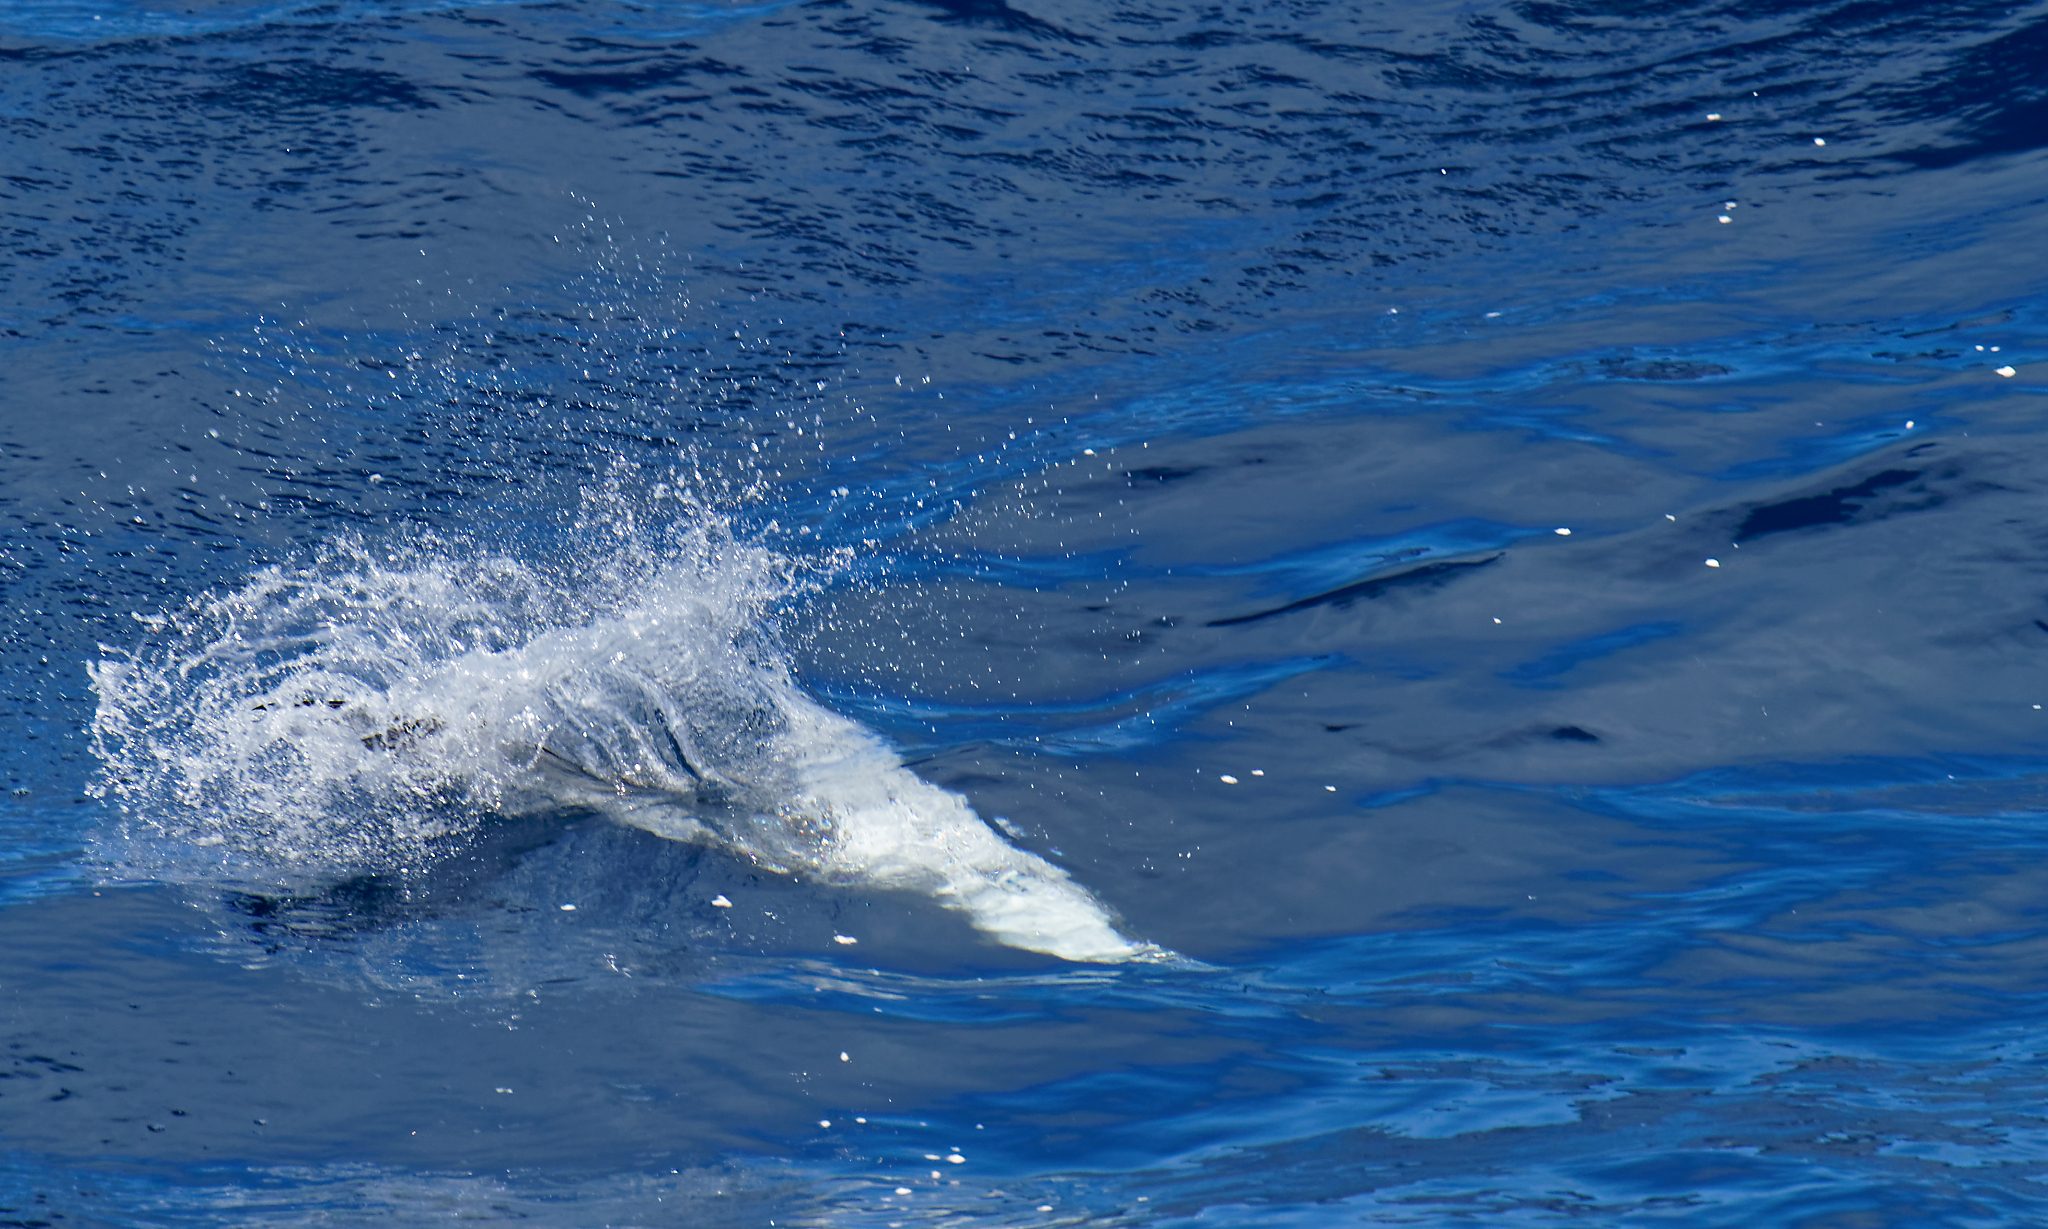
<box><xmin>88</xmin><ymin>507</ymin><xmax>1161</xmax><ymax>964</ymax></box>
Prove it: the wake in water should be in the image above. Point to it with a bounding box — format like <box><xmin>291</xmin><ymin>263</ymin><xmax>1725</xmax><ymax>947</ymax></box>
<box><xmin>88</xmin><ymin>492</ymin><xmax>1160</xmax><ymax>963</ymax></box>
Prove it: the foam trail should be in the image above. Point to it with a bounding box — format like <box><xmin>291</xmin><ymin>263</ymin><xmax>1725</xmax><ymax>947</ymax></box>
<box><xmin>89</xmin><ymin>512</ymin><xmax>1162</xmax><ymax>963</ymax></box>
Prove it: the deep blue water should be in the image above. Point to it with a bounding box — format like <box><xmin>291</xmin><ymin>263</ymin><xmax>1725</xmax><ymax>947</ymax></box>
<box><xmin>5</xmin><ymin>0</ymin><xmax>2048</xmax><ymax>1223</ymax></box>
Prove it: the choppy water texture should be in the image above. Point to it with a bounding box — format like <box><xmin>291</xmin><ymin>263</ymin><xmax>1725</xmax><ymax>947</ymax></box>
<box><xmin>4</xmin><ymin>0</ymin><xmax>2048</xmax><ymax>1224</ymax></box>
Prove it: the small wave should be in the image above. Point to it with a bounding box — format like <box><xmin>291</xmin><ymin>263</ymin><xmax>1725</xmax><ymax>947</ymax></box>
<box><xmin>88</xmin><ymin>492</ymin><xmax>1158</xmax><ymax>963</ymax></box>
<box><xmin>0</xmin><ymin>0</ymin><xmax>791</xmax><ymax>46</ymax></box>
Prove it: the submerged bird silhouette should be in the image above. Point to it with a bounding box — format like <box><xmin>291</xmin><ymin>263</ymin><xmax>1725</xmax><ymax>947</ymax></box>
<box><xmin>359</xmin><ymin>681</ymin><xmax>1160</xmax><ymax>962</ymax></box>
<box><xmin>94</xmin><ymin>542</ymin><xmax>1166</xmax><ymax>963</ymax></box>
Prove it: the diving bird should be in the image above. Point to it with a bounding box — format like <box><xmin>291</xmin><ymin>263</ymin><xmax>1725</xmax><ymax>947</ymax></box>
<box><xmin>95</xmin><ymin>545</ymin><xmax>1167</xmax><ymax>964</ymax></box>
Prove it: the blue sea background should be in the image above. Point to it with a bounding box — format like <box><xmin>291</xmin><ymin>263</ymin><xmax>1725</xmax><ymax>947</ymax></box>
<box><xmin>5</xmin><ymin>0</ymin><xmax>2048</xmax><ymax>1224</ymax></box>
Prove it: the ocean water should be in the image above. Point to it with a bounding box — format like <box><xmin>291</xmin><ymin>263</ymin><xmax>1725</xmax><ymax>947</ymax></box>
<box><xmin>4</xmin><ymin>0</ymin><xmax>2048</xmax><ymax>1223</ymax></box>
